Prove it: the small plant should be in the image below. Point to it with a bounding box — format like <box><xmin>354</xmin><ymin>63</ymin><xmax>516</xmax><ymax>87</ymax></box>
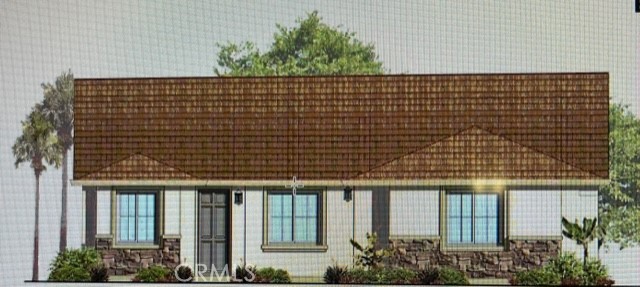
<box><xmin>175</xmin><ymin>265</ymin><xmax>194</xmax><ymax>283</ymax></box>
<box><xmin>561</xmin><ymin>217</ymin><xmax>605</xmax><ymax>267</ymax></box>
<box><xmin>48</xmin><ymin>248</ymin><xmax>101</xmax><ymax>282</ymax></box>
<box><xmin>349</xmin><ymin>232</ymin><xmax>392</xmax><ymax>269</ymax></box>
<box><xmin>323</xmin><ymin>264</ymin><xmax>347</xmax><ymax>283</ymax></box>
<box><xmin>437</xmin><ymin>267</ymin><xmax>470</xmax><ymax>285</ymax></box>
<box><xmin>132</xmin><ymin>265</ymin><xmax>173</xmax><ymax>283</ymax></box>
<box><xmin>510</xmin><ymin>268</ymin><xmax>561</xmax><ymax>286</ymax></box>
<box><xmin>417</xmin><ymin>268</ymin><xmax>440</xmax><ymax>285</ymax></box>
<box><xmin>234</xmin><ymin>262</ymin><xmax>257</xmax><ymax>283</ymax></box>
<box><xmin>254</xmin><ymin>267</ymin><xmax>291</xmax><ymax>283</ymax></box>
<box><xmin>89</xmin><ymin>265</ymin><xmax>109</xmax><ymax>282</ymax></box>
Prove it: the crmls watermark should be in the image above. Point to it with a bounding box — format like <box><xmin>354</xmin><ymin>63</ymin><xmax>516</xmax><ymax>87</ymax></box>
<box><xmin>174</xmin><ymin>262</ymin><xmax>256</xmax><ymax>282</ymax></box>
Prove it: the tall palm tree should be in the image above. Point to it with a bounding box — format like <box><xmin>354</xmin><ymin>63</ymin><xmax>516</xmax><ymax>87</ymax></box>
<box><xmin>41</xmin><ymin>70</ymin><xmax>74</xmax><ymax>252</ymax></box>
<box><xmin>12</xmin><ymin>107</ymin><xmax>61</xmax><ymax>281</ymax></box>
<box><xmin>561</xmin><ymin>216</ymin><xmax>603</xmax><ymax>267</ymax></box>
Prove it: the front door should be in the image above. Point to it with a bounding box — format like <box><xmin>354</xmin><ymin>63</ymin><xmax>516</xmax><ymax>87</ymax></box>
<box><xmin>197</xmin><ymin>190</ymin><xmax>229</xmax><ymax>274</ymax></box>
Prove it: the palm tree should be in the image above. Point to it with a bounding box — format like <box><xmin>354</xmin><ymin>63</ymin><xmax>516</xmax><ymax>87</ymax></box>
<box><xmin>41</xmin><ymin>70</ymin><xmax>74</xmax><ymax>252</ymax></box>
<box><xmin>561</xmin><ymin>216</ymin><xmax>603</xmax><ymax>267</ymax></box>
<box><xmin>12</xmin><ymin>107</ymin><xmax>61</xmax><ymax>281</ymax></box>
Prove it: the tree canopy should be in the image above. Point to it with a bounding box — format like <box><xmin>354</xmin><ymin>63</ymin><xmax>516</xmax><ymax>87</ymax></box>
<box><xmin>599</xmin><ymin>103</ymin><xmax>640</xmax><ymax>248</ymax></box>
<box><xmin>12</xmin><ymin>106</ymin><xmax>62</xmax><ymax>176</ymax></box>
<box><xmin>214</xmin><ymin>11</ymin><xmax>384</xmax><ymax>76</ymax></box>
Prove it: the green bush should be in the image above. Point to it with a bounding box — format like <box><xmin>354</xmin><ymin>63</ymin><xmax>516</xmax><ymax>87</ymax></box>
<box><xmin>341</xmin><ymin>267</ymin><xmax>418</xmax><ymax>284</ymax></box>
<box><xmin>375</xmin><ymin>268</ymin><xmax>418</xmax><ymax>284</ymax></box>
<box><xmin>582</xmin><ymin>258</ymin><xmax>612</xmax><ymax>286</ymax></box>
<box><xmin>437</xmin><ymin>267</ymin><xmax>470</xmax><ymax>285</ymax></box>
<box><xmin>545</xmin><ymin>253</ymin><xmax>584</xmax><ymax>281</ymax></box>
<box><xmin>510</xmin><ymin>268</ymin><xmax>561</xmax><ymax>286</ymax></box>
<box><xmin>510</xmin><ymin>253</ymin><xmax>615</xmax><ymax>286</ymax></box>
<box><xmin>48</xmin><ymin>248</ymin><xmax>102</xmax><ymax>282</ymax></box>
<box><xmin>323</xmin><ymin>264</ymin><xmax>348</xmax><ymax>283</ymax></box>
<box><xmin>254</xmin><ymin>267</ymin><xmax>291</xmax><ymax>283</ymax></box>
<box><xmin>133</xmin><ymin>265</ymin><xmax>174</xmax><ymax>283</ymax></box>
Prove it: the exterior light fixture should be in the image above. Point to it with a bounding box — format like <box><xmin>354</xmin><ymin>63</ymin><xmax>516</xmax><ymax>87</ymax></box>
<box><xmin>344</xmin><ymin>186</ymin><xmax>353</xmax><ymax>202</ymax></box>
<box><xmin>234</xmin><ymin>189</ymin><xmax>243</xmax><ymax>205</ymax></box>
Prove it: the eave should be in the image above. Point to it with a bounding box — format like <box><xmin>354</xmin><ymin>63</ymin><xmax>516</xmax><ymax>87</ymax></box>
<box><xmin>71</xmin><ymin>178</ymin><xmax>609</xmax><ymax>188</ymax></box>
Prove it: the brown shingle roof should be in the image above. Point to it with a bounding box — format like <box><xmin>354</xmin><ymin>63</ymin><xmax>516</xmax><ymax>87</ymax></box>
<box><xmin>73</xmin><ymin>73</ymin><xmax>609</xmax><ymax>181</ymax></box>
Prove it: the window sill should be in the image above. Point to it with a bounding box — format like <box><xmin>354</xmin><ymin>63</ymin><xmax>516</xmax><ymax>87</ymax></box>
<box><xmin>261</xmin><ymin>244</ymin><xmax>328</xmax><ymax>253</ymax></box>
<box><xmin>112</xmin><ymin>244</ymin><xmax>160</xmax><ymax>250</ymax></box>
<box><xmin>441</xmin><ymin>245</ymin><xmax>505</xmax><ymax>252</ymax></box>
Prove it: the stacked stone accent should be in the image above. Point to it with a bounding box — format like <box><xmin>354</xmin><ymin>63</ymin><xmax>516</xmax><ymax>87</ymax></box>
<box><xmin>95</xmin><ymin>236</ymin><xmax>181</xmax><ymax>276</ymax></box>
<box><xmin>387</xmin><ymin>238</ymin><xmax>560</xmax><ymax>278</ymax></box>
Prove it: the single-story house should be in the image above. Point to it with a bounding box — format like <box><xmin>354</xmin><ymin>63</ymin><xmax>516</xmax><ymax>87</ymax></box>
<box><xmin>72</xmin><ymin>73</ymin><xmax>609</xmax><ymax>279</ymax></box>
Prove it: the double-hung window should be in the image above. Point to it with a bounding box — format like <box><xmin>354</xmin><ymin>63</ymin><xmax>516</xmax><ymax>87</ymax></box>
<box><xmin>447</xmin><ymin>191</ymin><xmax>501</xmax><ymax>245</ymax></box>
<box><xmin>267</xmin><ymin>191</ymin><xmax>322</xmax><ymax>245</ymax></box>
<box><xmin>117</xmin><ymin>192</ymin><xmax>158</xmax><ymax>244</ymax></box>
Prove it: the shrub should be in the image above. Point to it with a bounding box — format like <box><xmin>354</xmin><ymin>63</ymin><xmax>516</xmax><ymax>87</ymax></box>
<box><xmin>582</xmin><ymin>258</ymin><xmax>613</xmax><ymax>286</ymax></box>
<box><xmin>375</xmin><ymin>268</ymin><xmax>417</xmax><ymax>284</ymax></box>
<box><xmin>132</xmin><ymin>265</ymin><xmax>173</xmax><ymax>283</ymax></box>
<box><xmin>323</xmin><ymin>264</ymin><xmax>347</xmax><ymax>284</ymax></box>
<box><xmin>509</xmin><ymin>254</ymin><xmax>614</xmax><ymax>286</ymax></box>
<box><xmin>234</xmin><ymin>263</ymin><xmax>257</xmax><ymax>283</ymax></box>
<box><xmin>340</xmin><ymin>267</ymin><xmax>418</xmax><ymax>284</ymax></box>
<box><xmin>545</xmin><ymin>253</ymin><xmax>584</xmax><ymax>281</ymax></box>
<box><xmin>254</xmin><ymin>267</ymin><xmax>291</xmax><ymax>283</ymax></box>
<box><xmin>342</xmin><ymin>267</ymin><xmax>377</xmax><ymax>284</ymax></box>
<box><xmin>48</xmin><ymin>248</ymin><xmax>101</xmax><ymax>282</ymax></box>
<box><xmin>510</xmin><ymin>268</ymin><xmax>561</xmax><ymax>286</ymax></box>
<box><xmin>89</xmin><ymin>265</ymin><xmax>109</xmax><ymax>282</ymax></box>
<box><xmin>437</xmin><ymin>267</ymin><xmax>470</xmax><ymax>285</ymax></box>
<box><xmin>417</xmin><ymin>268</ymin><xmax>440</xmax><ymax>285</ymax></box>
<box><xmin>175</xmin><ymin>265</ymin><xmax>194</xmax><ymax>283</ymax></box>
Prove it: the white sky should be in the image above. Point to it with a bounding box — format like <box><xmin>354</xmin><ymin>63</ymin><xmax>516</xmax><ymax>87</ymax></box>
<box><xmin>0</xmin><ymin>0</ymin><xmax>638</xmax><ymax>285</ymax></box>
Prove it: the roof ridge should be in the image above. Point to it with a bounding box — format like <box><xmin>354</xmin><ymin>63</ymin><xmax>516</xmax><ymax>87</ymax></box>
<box><xmin>80</xmin><ymin>152</ymin><xmax>195</xmax><ymax>179</ymax></box>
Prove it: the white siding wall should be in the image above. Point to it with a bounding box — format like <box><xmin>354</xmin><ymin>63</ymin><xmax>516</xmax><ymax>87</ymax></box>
<box><xmin>561</xmin><ymin>189</ymin><xmax>598</xmax><ymax>260</ymax></box>
<box><xmin>389</xmin><ymin>189</ymin><xmax>439</xmax><ymax>237</ymax></box>
<box><xmin>179</xmin><ymin>187</ymin><xmax>196</xmax><ymax>268</ymax></box>
<box><xmin>509</xmin><ymin>189</ymin><xmax>561</xmax><ymax>237</ymax></box>
<box><xmin>233</xmin><ymin>189</ymin><xmax>372</xmax><ymax>277</ymax></box>
<box><xmin>164</xmin><ymin>188</ymin><xmax>181</xmax><ymax>235</ymax></box>
<box><xmin>96</xmin><ymin>187</ymin><xmax>111</xmax><ymax>235</ymax></box>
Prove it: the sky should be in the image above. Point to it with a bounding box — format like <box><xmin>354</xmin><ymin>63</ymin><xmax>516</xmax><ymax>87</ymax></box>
<box><xmin>0</xmin><ymin>0</ymin><xmax>638</xmax><ymax>285</ymax></box>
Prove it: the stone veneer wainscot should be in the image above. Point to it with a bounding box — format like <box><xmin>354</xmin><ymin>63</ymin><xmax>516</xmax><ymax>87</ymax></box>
<box><xmin>95</xmin><ymin>236</ymin><xmax>181</xmax><ymax>276</ymax></box>
<box><xmin>387</xmin><ymin>238</ymin><xmax>561</xmax><ymax>278</ymax></box>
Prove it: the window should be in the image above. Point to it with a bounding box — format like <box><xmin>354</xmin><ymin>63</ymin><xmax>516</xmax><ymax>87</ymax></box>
<box><xmin>117</xmin><ymin>192</ymin><xmax>157</xmax><ymax>244</ymax></box>
<box><xmin>447</xmin><ymin>191</ymin><xmax>501</xmax><ymax>245</ymax></box>
<box><xmin>267</xmin><ymin>192</ymin><xmax>322</xmax><ymax>244</ymax></box>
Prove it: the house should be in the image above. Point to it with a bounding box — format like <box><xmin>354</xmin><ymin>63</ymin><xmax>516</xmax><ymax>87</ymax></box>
<box><xmin>72</xmin><ymin>73</ymin><xmax>609</xmax><ymax>279</ymax></box>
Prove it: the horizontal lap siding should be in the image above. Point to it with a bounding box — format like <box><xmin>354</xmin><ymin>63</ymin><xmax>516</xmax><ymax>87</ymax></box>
<box><xmin>73</xmin><ymin>74</ymin><xmax>608</xmax><ymax>181</ymax></box>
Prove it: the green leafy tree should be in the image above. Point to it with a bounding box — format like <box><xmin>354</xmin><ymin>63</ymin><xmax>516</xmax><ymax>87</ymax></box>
<box><xmin>12</xmin><ymin>107</ymin><xmax>62</xmax><ymax>280</ymax></box>
<box><xmin>561</xmin><ymin>217</ymin><xmax>604</xmax><ymax>266</ymax></box>
<box><xmin>41</xmin><ymin>70</ymin><xmax>74</xmax><ymax>252</ymax></box>
<box><xmin>599</xmin><ymin>103</ymin><xmax>640</xmax><ymax>249</ymax></box>
<box><xmin>215</xmin><ymin>11</ymin><xmax>384</xmax><ymax>76</ymax></box>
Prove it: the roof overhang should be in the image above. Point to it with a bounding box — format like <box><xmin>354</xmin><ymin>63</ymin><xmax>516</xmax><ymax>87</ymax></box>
<box><xmin>71</xmin><ymin>178</ymin><xmax>609</xmax><ymax>188</ymax></box>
